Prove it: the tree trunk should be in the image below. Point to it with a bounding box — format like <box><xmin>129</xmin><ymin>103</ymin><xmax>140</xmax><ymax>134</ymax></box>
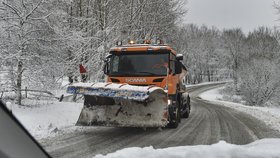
<box><xmin>232</xmin><ymin>59</ymin><xmax>239</xmax><ymax>94</ymax></box>
<box><xmin>232</xmin><ymin>69</ymin><xmax>239</xmax><ymax>94</ymax></box>
<box><xmin>16</xmin><ymin>61</ymin><xmax>23</xmax><ymax>105</ymax></box>
<box><xmin>207</xmin><ymin>70</ymin><xmax>211</xmax><ymax>82</ymax></box>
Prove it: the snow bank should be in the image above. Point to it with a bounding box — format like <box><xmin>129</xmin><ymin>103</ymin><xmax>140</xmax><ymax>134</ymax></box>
<box><xmin>94</xmin><ymin>139</ymin><xmax>280</xmax><ymax>158</ymax></box>
<box><xmin>199</xmin><ymin>87</ymin><xmax>280</xmax><ymax>132</ymax></box>
<box><xmin>11</xmin><ymin>101</ymin><xmax>83</xmax><ymax>139</ymax></box>
<box><xmin>185</xmin><ymin>81</ymin><xmax>231</xmax><ymax>88</ymax></box>
<box><xmin>199</xmin><ymin>87</ymin><xmax>224</xmax><ymax>101</ymax></box>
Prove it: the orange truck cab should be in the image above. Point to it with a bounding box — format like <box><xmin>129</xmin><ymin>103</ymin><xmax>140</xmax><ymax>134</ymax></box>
<box><xmin>103</xmin><ymin>41</ymin><xmax>190</xmax><ymax>128</ymax></box>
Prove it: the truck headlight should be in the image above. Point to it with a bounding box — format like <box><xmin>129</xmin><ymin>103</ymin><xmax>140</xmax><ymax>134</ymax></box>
<box><xmin>168</xmin><ymin>99</ymin><xmax>172</xmax><ymax>105</ymax></box>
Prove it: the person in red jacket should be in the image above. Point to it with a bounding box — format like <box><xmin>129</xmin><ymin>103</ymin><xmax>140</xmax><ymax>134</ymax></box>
<box><xmin>79</xmin><ymin>64</ymin><xmax>87</xmax><ymax>82</ymax></box>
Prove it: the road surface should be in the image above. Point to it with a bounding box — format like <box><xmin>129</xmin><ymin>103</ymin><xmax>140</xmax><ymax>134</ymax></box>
<box><xmin>41</xmin><ymin>83</ymin><xmax>280</xmax><ymax>158</ymax></box>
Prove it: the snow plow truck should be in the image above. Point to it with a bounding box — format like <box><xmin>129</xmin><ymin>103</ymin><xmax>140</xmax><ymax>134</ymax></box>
<box><xmin>67</xmin><ymin>40</ymin><xmax>191</xmax><ymax>128</ymax></box>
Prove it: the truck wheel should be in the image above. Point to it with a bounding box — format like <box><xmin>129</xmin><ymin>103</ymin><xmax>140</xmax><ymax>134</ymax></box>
<box><xmin>182</xmin><ymin>95</ymin><xmax>190</xmax><ymax>118</ymax></box>
<box><xmin>182</xmin><ymin>106</ymin><xmax>190</xmax><ymax>118</ymax></box>
<box><xmin>167</xmin><ymin>105</ymin><xmax>180</xmax><ymax>128</ymax></box>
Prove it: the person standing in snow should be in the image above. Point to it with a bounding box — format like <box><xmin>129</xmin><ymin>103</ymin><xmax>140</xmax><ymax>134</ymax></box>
<box><xmin>79</xmin><ymin>64</ymin><xmax>88</xmax><ymax>82</ymax></box>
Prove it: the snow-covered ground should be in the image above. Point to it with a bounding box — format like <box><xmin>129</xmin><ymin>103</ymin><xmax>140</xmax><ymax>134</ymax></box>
<box><xmin>5</xmin><ymin>82</ymin><xmax>280</xmax><ymax>158</ymax></box>
<box><xmin>199</xmin><ymin>87</ymin><xmax>280</xmax><ymax>132</ymax></box>
<box><xmin>93</xmin><ymin>84</ymin><xmax>280</xmax><ymax>158</ymax></box>
<box><xmin>9</xmin><ymin>100</ymin><xmax>83</xmax><ymax>139</ymax></box>
<box><xmin>94</xmin><ymin>139</ymin><xmax>280</xmax><ymax>158</ymax></box>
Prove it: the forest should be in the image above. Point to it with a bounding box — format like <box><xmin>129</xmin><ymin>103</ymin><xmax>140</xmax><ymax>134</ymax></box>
<box><xmin>0</xmin><ymin>0</ymin><xmax>279</xmax><ymax>107</ymax></box>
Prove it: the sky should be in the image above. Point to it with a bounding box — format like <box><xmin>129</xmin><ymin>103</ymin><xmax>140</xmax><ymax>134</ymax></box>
<box><xmin>184</xmin><ymin>0</ymin><xmax>279</xmax><ymax>33</ymax></box>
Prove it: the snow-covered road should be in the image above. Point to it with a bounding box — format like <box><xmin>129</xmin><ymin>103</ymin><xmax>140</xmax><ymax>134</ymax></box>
<box><xmin>40</xmin><ymin>83</ymin><xmax>280</xmax><ymax>158</ymax></box>
<box><xmin>199</xmin><ymin>87</ymin><xmax>280</xmax><ymax>133</ymax></box>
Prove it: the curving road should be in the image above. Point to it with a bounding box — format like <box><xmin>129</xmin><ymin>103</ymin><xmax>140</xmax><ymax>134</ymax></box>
<box><xmin>41</xmin><ymin>83</ymin><xmax>280</xmax><ymax>158</ymax></box>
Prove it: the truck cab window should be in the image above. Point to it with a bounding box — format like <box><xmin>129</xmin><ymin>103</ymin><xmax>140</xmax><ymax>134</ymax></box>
<box><xmin>111</xmin><ymin>56</ymin><xmax>119</xmax><ymax>72</ymax></box>
<box><xmin>108</xmin><ymin>52</ymin><xmax>169</xmax><ymax>76</ymax></box>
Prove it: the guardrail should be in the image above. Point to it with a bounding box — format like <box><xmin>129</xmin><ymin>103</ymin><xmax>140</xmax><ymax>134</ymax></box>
<box><xmin>0</xmin><ymin>87</ymin><xmax>59</xmax><ymax>100</ymax></box>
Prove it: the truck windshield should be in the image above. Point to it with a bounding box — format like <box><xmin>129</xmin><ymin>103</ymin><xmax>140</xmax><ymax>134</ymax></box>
<box><xmin>109</xmin><ymin>53</ymin><xmax>169</xmax><ymax>76</ymax></box>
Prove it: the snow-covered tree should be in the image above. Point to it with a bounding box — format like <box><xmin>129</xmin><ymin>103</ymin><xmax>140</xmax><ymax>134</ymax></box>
<box><xmin>239</xmin><ymin>59</ymin><xmax>280</xmax><ymax>106</ymax></box>
<box><xmin>0</xmin><ymin>0</ymin><xmax>59</xmax><ymax>105</ymax></box>
<box><xmin>222</xmin><ymin>28</ymin><xmax>245</xmax><ymax>92</ymax></box>
<box><xmin>173</xmin><ymin>24</ymin><xmax>227</xmax><ymax>84</ymax></box>
<box><xmin>63</xmin><ymin>0</ymin><xmax>186</xmax><ymax>81</ymax></box>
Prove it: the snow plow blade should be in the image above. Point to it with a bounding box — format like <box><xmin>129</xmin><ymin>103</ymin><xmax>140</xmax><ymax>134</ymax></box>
<box><xmin>67</xmin><ymin>83</ymin><xmax>169</xmax><ymax>127</ymax></box>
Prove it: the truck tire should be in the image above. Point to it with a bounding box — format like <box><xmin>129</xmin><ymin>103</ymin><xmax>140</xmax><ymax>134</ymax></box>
<box><xmin>182</xmin><ymin>106</ymin><xmax>190</xmax><ymax>118</ymax></box>
<box><xmin>167</xmin><ymin>104</ymin><xmax>180</xmax><ymax>128</ymax></box>
<box><xmin>181</xmin><ymin>95</ymin><xmax>190</xmax><ymax>118</ymax></box>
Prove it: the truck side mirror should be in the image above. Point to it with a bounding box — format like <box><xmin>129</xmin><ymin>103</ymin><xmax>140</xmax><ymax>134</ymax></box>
<box><xmin>105</xmin><ymin>54</ymin><xmax>112</xmax><ymax>60</ymax></box>
<box><xmin>176</xmin><ymin>54</ymin><xmax>183</xmax><ymax>61</ymax></box>
<box><xmin>175</xmin><ymin>61</ymin><xmax>182</xmax><ymax>74</ymax></box>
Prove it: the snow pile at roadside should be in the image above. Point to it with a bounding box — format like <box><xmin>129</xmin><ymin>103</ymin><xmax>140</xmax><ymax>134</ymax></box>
<box><xmin>10</xmin><ymin>101</ymin><xmax>83</xmax><ymax>139</ymax></box>
<box><xmin>185</xmin><ymin>81</ymin><xmax>230</xmax><ymax>88</ymax></box>
<box><xmin>199</xmin><ymin>87</ymin><xmax>280</xmax><ymax>132</ymax></box>
<box><xmin>94</xmin><ymin>139</ymin><xmax>280</xmax><ymax>158</ymax></box>
<box><xmin>198</xmin><ymin>87</ymin><xmax>224</xmax><ymax>101</ymax></box>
